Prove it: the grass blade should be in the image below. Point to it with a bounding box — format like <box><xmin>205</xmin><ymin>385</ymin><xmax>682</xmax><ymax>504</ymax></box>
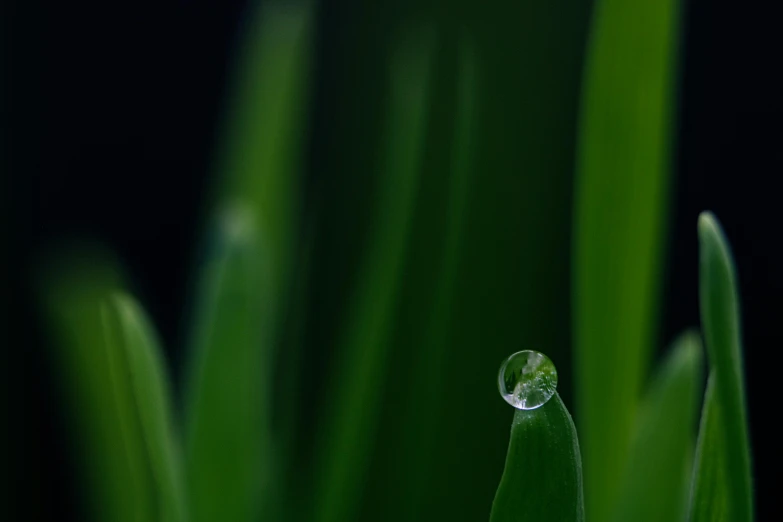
<box><xmin>42</xmin><ymin>254</ymin><xmax>184</xmax><ymax>522</ymax></box>
<box><xmin>106</xmin><ymin>294</ymin><xmax>187</xmax><ymax>522</ymax></box>
<box><xmin>611</xmin><ymin>331</ymin><xmax>702</xmax><ymax>522</ymax></box>
<box><xmin>183</xmin><ymin>209</ymin><xmax>273</xmax><ymax>522</ymax></box>
<box><xmin>366</xmin><ymin>40</ymin><xmax>478</xmax><ymax>521</ymax></box>
<box><xmin>213</xmin><ymin>1</ymin><xmax>312</xmax><ymax>288</ymax></box>
<box><xmin>310</xmin><ymin>30</ymin><xmax>434</xmax><ymax>522</ymax></box>
<box><xmin>689</xmin><ymin>373</ymin><xmax>728</xmax><ymax>522</ymax></box>
<box><xmin>184</xmin><ymin>3</ymin><xmax>313</xmax><ymax>520</ymax></box>
<box><xmin>573</xmin><ymin>0</ymin><xmax>682</xmax><ymax>519</ymax></box>
<box><xmin>695</xmin><ymin>212</ymin><xmax>753</xmax><ymax>522</ymax></box>
<box><xmin>490</xmin><ymin>394</ymin><xmax>584</xmax><ymax>522</ymax></box>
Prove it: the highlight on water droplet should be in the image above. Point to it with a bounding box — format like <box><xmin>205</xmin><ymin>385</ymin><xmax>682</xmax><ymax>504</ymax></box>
<box><xmin>498</xmin><ymin>350</ymin><xmax>558</xmax><ymax>410</ymax></box>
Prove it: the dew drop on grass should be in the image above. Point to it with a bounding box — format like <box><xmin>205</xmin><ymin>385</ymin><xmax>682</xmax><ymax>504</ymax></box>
<box><xmin>498</xmin><ymin>350</ymin><xmax>558</xmax><ymax>410</ymax></box>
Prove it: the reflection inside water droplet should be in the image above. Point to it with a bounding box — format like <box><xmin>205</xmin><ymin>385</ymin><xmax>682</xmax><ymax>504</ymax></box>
<box><xmin>498</xmin><ymin>350</ymin><xmax>557</xmax><ymax>410</ymax></box>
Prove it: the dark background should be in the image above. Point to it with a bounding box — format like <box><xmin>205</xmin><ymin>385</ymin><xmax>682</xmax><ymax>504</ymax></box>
<box><xmin>4</xmin><ymin>0</ymin><xmax>781</xmax><ymax>519</ymax></box>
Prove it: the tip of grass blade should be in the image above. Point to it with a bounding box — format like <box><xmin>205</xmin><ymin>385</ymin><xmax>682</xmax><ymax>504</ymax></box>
<box><xmin>697</xmin><ymin>211</ymin><xmax>753</xmax><ymax>522</ymax></box>
<box><xmin>697</xmin><ymin>210</ymin><xmax>715</xmax><ymax>232</ymax></box>
<box><xmin>698</xmin><ymin>212</ymin><xmax>725</xmax><ymax>253</ymax></box>
<box><xmin>670</xmin><ymin>329</ymin><xmax>702</xmax><ymax>369</ymax></box>
<box><xmin>491</xmin><ymin>393</ymin><xmax>584</xmax><ymax>522</ymax></box>
<box><xmin>698</xmin><ymin>211</ymin><xmax>737</xmax><ymax>273</ymax></box>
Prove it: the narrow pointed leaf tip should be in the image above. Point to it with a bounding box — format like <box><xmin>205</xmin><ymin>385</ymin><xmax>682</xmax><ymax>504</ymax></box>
<box><xmin>696</xmin><ymin>211</ymin><xmax>754</xmax><ymax>522</ymax></box>
<box><xmin>491</xmin><ymin>393</ymin><xmax>584</xmax><ymax>522</ymax></box>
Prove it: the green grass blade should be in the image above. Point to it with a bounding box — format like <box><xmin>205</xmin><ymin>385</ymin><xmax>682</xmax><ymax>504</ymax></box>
<box><xmin>184</xmin><ymin>3</ymin><xmax>313</xmax><ymax>520</ymax></box>
<box><xmin>369</xmin><ymin>40</ymin><xmax>478</xmax><ymax>521</ymax></box>
<box><xmin>212</xmin><ymin>0</ymin><xmax>313</xmax><ymax>293</ymax></box>
<box><xmin>573</xmin><ymin>0</ymin><xmax>682</xmax><ymax>519</ymax></box>
<box><xmin>490</xmin><ymin>394</ymin><xmax>584</xmax><ymax>522</ymax></box>
<box><xmin>106</xmin><ymin>293</ymin><xmax>187</xmax><ymax>522</ymax></box>
<box><xmin>611</xmin><ymin>331</ymin><xmax>703</xmax><ymax>522</ymax></box>
<box><xmin>696</xmin><ymin>212</ymin><xmax>754</xmax><ymax>522</ymax></box>
<box><xmin>310</xmin><ymin>30</ymin><xmax>434</xmax><ymax>522</ymax></box>
<box><xmin>183</xmin><ymin>209</ymin><xmax>273</xmax><ymax>522</ymax></box>
<box><xmin>689</xmin><ymin>373</ymin><xmax>728</xmax><ymax>522</ymax></box>
<box><xmin>42</xmin><ymin>254</ymin><xmax>184</xmax><ymax>522</ymax></box>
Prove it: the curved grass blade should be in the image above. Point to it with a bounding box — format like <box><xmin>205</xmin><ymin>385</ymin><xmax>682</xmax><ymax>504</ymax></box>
<box><xmin>689</xmin><ymin>373</ymin><xmax>728</xmax><ymax>522</ymax></box>
<box><xmin>183</xmin><ymin>208</ymin><xmax>273</xmax><ymax>522</ymax></box>
<box><xmin>695</xmin><ymin>212</ymin><xmax>753</xmax><ymax>522</ymax></box>
<box><xmin>42</xmin><ymin>254</ymin><xmax>184</xmax><ymax>522</ymax></box>
<box><xmin>310</xmin><ymin>30</ymin><xmax>434</xmax><ymax>522</ymax></box>
<box><xmin>611</xmin><ymin>331</ymin><xmax>702</xmax><ymax>522</ymax></box>
<box><xmin>573</xmin><ymin>0</ymin><xmax>682</xmax><ymax>519</ymax></box>
<box><xmin>106</xmin><ymin>294</ymin><xmax>187</xmax><ymax>522</ymax></box>
<box><xmin>490</xmin><ymin>394</ymin><xmax>584</xmax><ymax>522</ymax></box>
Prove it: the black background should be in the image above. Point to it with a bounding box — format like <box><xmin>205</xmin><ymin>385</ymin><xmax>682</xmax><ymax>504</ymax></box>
<box><xmin>4</xmin><ymin>0</ymin><xmax>781</xmax><ymax>519</ymax></box>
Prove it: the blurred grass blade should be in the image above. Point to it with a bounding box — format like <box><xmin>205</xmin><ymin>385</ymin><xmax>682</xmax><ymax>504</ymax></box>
<box><xmin>689</xmin><ymin>373</ymin><xmax>728</xmax><ymax>522</ymax></box>
<box><xmin>213</xmin><ymin>0</ymin><xmax>313</xmax><ymax>292</ymax></box>
<box><xmin>573</xmin><ymin>0</ymin><xmax>682</xmax><ymax>519</ymax></box>
<box><xmin>184</xmin><ymin>2</ymin><xmax>313</xmax><ymax>521</ymax></box>
<box><xmin>376</xmin><ymin>40</ymin><xmax>478</xmax><ymax>520</ymax></box>
<box><xmin>611</xmin><ymin>331</ymin><xmax>702</xmax><ymax>522</ymax></box>
<box><xmin>184</xmin><ymin>208</ymin><xmax>273</xmax><ymax>522</ymax></box>
<box><xmin>695</xmin><ymin>212</ymin><xmax>753</xmax><ymax>522</ymax></box>
<box><xmin>43</xmin><ymin>254</ymin><xmax>184</xmax><ymax>522</ymax></box>
<box><xmin>311</xmin><ymin>30</ymin><xmax>434</xmax><ymax>522</ymax></box>
<box><xmin>107</xmin><ymin>294</ymin><xmax>187</xmax><ymax>522</ymax></box>
<box><xmin>490</xmin><ymin>394</ymin><xmax>584</xmax><ymax>522</ymax></box>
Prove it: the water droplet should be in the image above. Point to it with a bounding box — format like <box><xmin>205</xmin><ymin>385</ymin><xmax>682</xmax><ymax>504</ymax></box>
<box><xmin>498</xmin><ymin>350</ymin><xmax>557</xmax><ymax>410</ymax></box>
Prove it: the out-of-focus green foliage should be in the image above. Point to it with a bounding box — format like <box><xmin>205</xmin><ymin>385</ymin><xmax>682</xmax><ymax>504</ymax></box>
<box><xmin>183</xmin><ymin>208</ymin><xmax>272</xmax><ymax>522</ymax></box>
<box><xmin>212</xmin><ymin>1</ymin><xmax>312</xmax><ymax>287</ymax></box>
<box><xmin>377</xmin><ymin>40</ymin><xmax>477</xmax><ymax>521</ymax></box>
<box><xmin>109</xmin><ymin>294</ymin><xmax>187</xmax><ymax>522</ymax></box>
<box><xmin>690</xmin><ymin>374</ymin><xmax>729</xmax><ymax>522</ymax></box>
<box><xmin>693</xmin><ymin>213</ymin><xmax>754</xmax><ymax>522</ymax></box>
<box><xmin>610</xmin><ymin>332</ymin><xmax>702</xmax><ymax>522</ymax></box>
<box><xmin>183</xmin><ymin>1</ymin><xmax>313</xmax><ymax>521</ymax></box>
<box><xmin>310</xmin><ymin>30</ymin><xmax>434</xmax><ymax>522</ymax></box>
<box><xmin>42</xmin><ymin>255</ymin><xmax>184</xmax><ymax>522</ymax></box>
<box><xmin>573</xmin><ymin>0</ymin><xmax>682</xmax><ymax>519</ymax></box>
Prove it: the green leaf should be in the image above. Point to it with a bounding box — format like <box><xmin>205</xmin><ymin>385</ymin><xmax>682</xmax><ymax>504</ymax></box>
<box><xmin>42</xmin><ymin>254</ymin><xmax>184</xmax><ymax>522</ymax></box>
<box><xmin>106</xmin><ymin>294</ymin><xmax>187</xmax><ymax>522</ymax></box>
<box><xmin>694</xmin><ymin>212</ymin><xmax>754</xmax><ymax>522</ymax></box>
<box><xmin>184</xmin><ymin>2</ymin><xmax>313</xmax><ymax>520</ymax></box>
<box><xmin>183</xmin><ymin>208</ymin><xmax>273</xmax><ymax>522</ymax></box>
<box><xmin>611</xmin><ymin>331</ymin><xmax>703</xmax><ymax>522</ymax></box>
<box><xmin>572</xmin><ymin>0</ymin><xmax>682</xmax><ymax>519</ymax></box>
<box><xmin>367</xmin><ymin>39</ymin><xmax>479</xmax><ymax>521</ymax></box>
<box><xmin>490</xmin><ymin>394</ymin><xmax>584</xmax><ymax>522</ymax></box>
<box><xmin>212</xmin><ymin>0</ymin><xmax>313</xmax><ymax>294</ymax></box>
<box><xmin>310</xmin><ymin>29</ymin><xmax>434</xmax><ymax>522</ymax></box>
<box><xmin>689</xmin><ymin>373</ymin><xmax>728</xmax><ymax>522</ymax></box>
